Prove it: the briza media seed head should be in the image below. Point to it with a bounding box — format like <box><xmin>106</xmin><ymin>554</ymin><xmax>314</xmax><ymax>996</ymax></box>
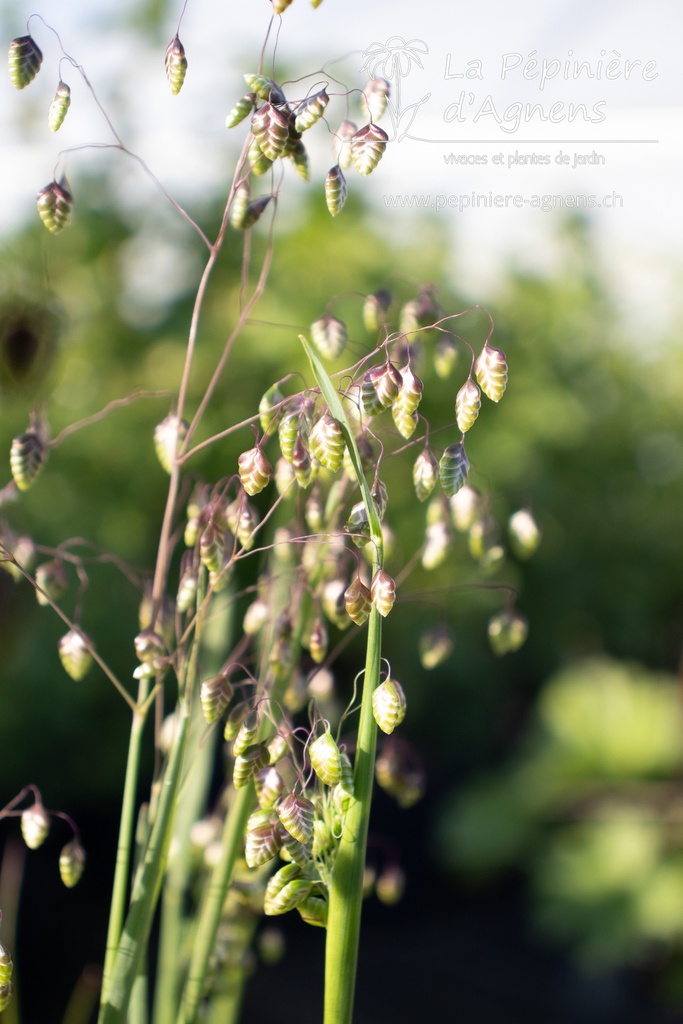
<box><xmin>344</xmin><ymin>577</ymin><xmax>372</xmax><ymax>626</ymax></box>
<box><xmin>298</xmin><ymin>894</ymin><xmax>328</xmax><ymax>927</ymax></box>
<box><xmin>238</xmin><ymin>445</ymin><xmax>272</xmax><ymax>495</ymax></box>
<box><xmin>291</xmin><ymin>431</ymin><xmax>314</xmax><ymax>488</ymax></box>
<box><xmin>36</xmin><ymin>180</ymin><xmax>73</xmax><ymax>234</ymax></box>
<box><xmin>0</xmin><ymin>944</ymin><xmax>12</xmax><ymax>987</ymax></box>
<box><xmin>336</xmin><ymin>118</ymin><xmax>357</xmax><ymax>169</ymax></box>
<box><xmin>308</xmin><ymin>616</ymin><xmax>328</xmax><ymax>663</ymax></box>
<box><xmin>362</xmin><ymin>78</ymin><xmax>390</xmax><ymax>121</ymax></box>
<box><xmin>248</xmin><ymin>136</ymin><xmax>273</xmax><ymax>176</ymax></box>
<box><xmin>233</xmin><ymin>742</ymin><xmax>270</xmax><ymax>788</ymax></box>
<box><xmin>325</xmin><ymin>165</ymin><xmax>347</xmax><ymax>217</ymax></box>
<box><xmin>10</xmin><ymin>430</ymin><xmax>47</xmax><ymax>490</ymax></box>
<box><xmin>351</xmin><ymin>122</ymin><xmax>389</xmax><ymax>175</ymax></box>
<box><xmin>277</xmin><ymin>792</ymin><xmax>315</xmax><ymax>844</ymax></box>
<box><xmin>322</xmin><ymin>577</ymin><xmax>352</xmax><ymax>629</ymax></box>
<box><xmin>255</xmin><ymin>766</ymin><xmax>285</xmax><ymax>809</ymax></box>
<box><xmin>278</xmin><ymin>826</ymin><xmax>311</xmax><ymax>865</ymax></box>
<box><xmin>376</xmin><ymin>865</ymin><xmax>406</xmax><ymax>905</ymax></box>
<box><xmin>310</xmin><ymin>730</ymin><xmax>343</xmax><ymax>787</ymax></box>
<box><xmin>242</xmin><ymin>194</ymin><xmax>272</xmax><ymax>229</ymax></box>
<box><xmin>35</xmin><ymin>558</ymin><xmax>69</xmax><ymax>606</ymax></box>
<box><xmin>264</xmin><ymin>864</ymin><xmax>312</xmax><ymax>915</ymax></box>
<box><xmin>375</xmin><ymin>741</ymin><xmax>425</xmax><ymax>807</ymax></box>
<box><xmin>289</xmin><ymin>138</ymin><xmax>310</xmax><ymax>180</ymax></box>
<box><xmin>419</xmin><ymin>625</ymin><xmax>454</xmax><ymax>669</ymax></box>
<box><xmin>154</xmin><ymin>414</ymin><xmax>187</xmax><ymax>473</ymax></box>
<box><xmin>226</xmin><ymin>92</ymin><xmax>256</xmax><ymax>128</ymax></box>
<box><xmin>245</xmin><ymin>809</ymin><xmax>282</xmax><ymax>868</ymax></box>
<box><xmin>455</xmin><ymin>379</ymin><xmax>482</xmax><ymax>433</ymax></box>
<box><xmin>310</xmin><ymin>411</ymin><xmax>344</xmax><ymax>471</ymax></box>
<box><xmin>371</xmin><ymin>568</ymin><xmax>396</xmax><ymax>617</ymax></box>
<box><xmin>508</xmin><ymin>509</ymin><xmax>541</xmax><ymax>558</ymax></box>
<box><xmin>8</xmin><ymin>35</ymin><xmax>42</xmax><ymax>89</ymax></box>
<box><xmin>421</xmin><ymin>520</ymin><xmax>450</xmax><ymax>570</ymax></box>
<box><xmin>272</xmin><ymin>0</ymin><xmax>294</xmax><ymax>13</ymax></box>
<box><xmin>434</xmin><ymin>335</ymin><xmax>459</xmax><ymax>378</ymax></box>
<box><xmin>200</xmin><ymin>672</ymin><xmax>233</xmax><ymax>724</ymax></box>
<box><xmin>165</xmin><ymin>36</ymin><xmax>187</xmax><ymax>94</ymax></box>
<box><xmin>0</xmin><ymin>985</ymin><xmax>11</xmax><ymax>1013</ymax></box>
<box><xmin>259</xmin><ymin>383</ymin><xmax>284</xmax><ymax>433</ymax></box>
<box><xmin>58</xmin><ymin>628</ymin><xmax>93</xmax><ymax>680</ymax></box>
<box><xmin>295</xmin><ymin>88</ymin><xmax>329</xmax><ymax>132</ymax></box>
<box><xmin>233</xmin><ymin>708</ymin><xmax>260</xmax><ymax>757</ymax></box>
<box><xmin>243</xmin><ymin>596</ymin><xmax>269</xmax><ymax>635</ymax></box>
<box><xmin>244</xmin><ymin>73</ymin><xmax>285</xmax><ymax>104</ymax></box>
<box><xmin>311</xmin><ymin>314</ymin><xmax>347</xmax><ymax>359</ymax></box>
<box><xmin>48</xmin><ymin>80</ymin><xmax>71</xmax><ymax>132</ymax></box>
<box><xmin>229</xmin><ymin>181</ymin><xmax>250</xmax><ymax>229</ymax></box>
<box><xmin>59</xmin><ymin>838</ymin><xmax>86</xmax><ymax>888</ymax></box>
<box><xmin>133</xmin><ymin>629</ymin><xmax>167</xmax><ymax>675</ymax></box>
<box><xmin>363</xmin><ymin>289</ymin><xmax>392</xmax><ymax>332</ymax></box>
<box><xmin>439</xmin><ymin>441</ymin><xmax>470</xmax><ymax>498</ymax></box>
<box><xmin>372</xmin><ymin>678</ymin><xmax>407</xmax><ymax>735</ymax></box>
<box><xmin>21</xmin><ymin>803</ymin><xmax>50</xmax><ymax>849</ymax></box>
<box><xmin>488</xmin><ymin>608</ymin><xmax>528</xmax><ymax>655</ymax></box>
<box><xmin>449</xmin><ymin>483</ymin><xmax>482</xmax><ymax>531</ymax></box>
<box><xmin>199</xmin><ymin>521</ymin><xmax>224</xmax><ymax>573</ymax></box>
<box><xmin>412</xmin><ymin>447</ymin><xmax>439</xmax><ymax>503</ymax></box>
<box><xmin>252</xmin><ymin>102</ymin><xmax>292</xmax><ymax>161</ymax></box>
<box><xmin>176</xmin><ymin>566</ymin><xmax>198</xmax><ymax>613</ymax></box>
<box><xmin>474</xmin><ymin>342</ymin><xmax>508</xmax><ymax>402</ymax></box>
<box><xmin>278</xmin><ymin>406</ymin><xmax>301</xmax><ymax>463</ymax></box>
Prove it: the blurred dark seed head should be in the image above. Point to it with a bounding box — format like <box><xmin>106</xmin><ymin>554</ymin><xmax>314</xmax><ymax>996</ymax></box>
<box><xmin>0</xmin><ymin>297</ymin><xmax>62</xmax><ymax>396</ymax></box>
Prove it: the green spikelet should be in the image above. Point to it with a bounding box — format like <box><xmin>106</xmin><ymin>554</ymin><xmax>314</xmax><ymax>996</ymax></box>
<box><xmin>255</xmin><ymin>766</ymin><xmax>284</xmax><ymax>810</ymax></box>
<box><xmin>165</xmin><ymin>36</ymin><xmax>187</xmax><ymax>95</ymax></box>
<box><xmin>252</xmin><ymin>102</ymin><xmax>292</xmax><ymax>161</ymax></box>
<box><xmin>226</xmin><ymin>92</ymin><xmax>256</xmax><ymax>128</ymax></box>
<box><xmin>233</xmin><ymin>742</ymin><xmax>270</xmax><ymax>788</ymax></box>
<box><xmin>200</xmin><ymin>672</ymin><xmax>233</xmax><ymax>724</ymax></box>
<box><xmin>264</xmin><ymin>864</ymin><xmax>312</xmax><ymax>915</ymax></box>
<box><xmin>277</xmin><ymin>792</ymin><xmax>315</xmax><ymax>844</ymax></box>
<box><xmin>272</xmin><ymin>0</ymin><xmax>294</xmax><ymax>13</ymax></box>
<box><xmin>325</xmin><ymin>165</ymin><xmax>347</xmax><ymax>217</ymax></box>
<box><xmin>439</xmin><ymin>441</ymin><xmax>470</xmax><ymax>498</ymax></box>
<box><xmin>295</xmin><ymin>88</ymin><xmax>329</xmax><ymax>132</ymax></box>
<box><xmin>244</xmin><ymin>73</ymin><xmax>285</xmax><ymax>104</ymax></box>
<box><xmin>310</xmin><ymin>411</ymin><xmax>344</xmax><ymax>471</ymax></box>
<box><xmin>455</xmin><ymin>379</ymin><xmax>481</xmax><ymax>433</ymax></box>
<box><xmin>362</xmin><ymin>78</ymin><xmax>390</xmax><ymax>121</ymax></box>
<box><xmin>245</xmin><ymin>809</ymin><xmax>282</xmax><ymax>868</ymax></box>
<box><xmin>48</xmin><ymin>80</ymin><xmax>71</xmax><ymax>132</ymax></box>
<box><xmin>153</xmin><ymin>414</ymin><xmax>188</xmax><ymax>473</ymax></box>
<box><xmin>336</xmin><ymin>119</ymin><xmax>357</xmax><ymax>170</ymax></box>
<box><xmin>362</xmin><ymin>289</ymin><xmax>390</xmax><ymax>332</ymax></box>
<box><xmin>351</xmin><ymin>122</ymin><xmax>389</xmax><ymax>175</ymax></box>
<box><xmin>372</xmin><ymin>677</ymin><xmax>407</xmax><ymax>735</ymax></box>
<box><xmin>311</xmin><ymin>315</ymin><xmax>347</xmax><ymax>359</ymax></box>
<box><xmin>8</xmin><ymin>35</ymin><xmax>42</xmax><ymax>89</ymax></box>
<box><xmin>278</xmin><ymin>405</ymin><xmax>301</xmax><ymax>463</ymax></box>
<box><xmin>474</xmin><ymin>343</ymin><xmax>508</xmax><ymax>402</ymax></box>
<box><xmin>298</xmin><ymin>894</ymin><xmax>328</xmax><ymax>927</ymax></box>
<box><xmin>0</xmin><ymin>943</ymin><xmax>13</xmax><ymax>988</ymax></box>
<box><xmin>238</xmin><ymin>445</ymin><xmax>272</xmax><ymax>495</ymax></box>
<box><xmin>233</xmin><ymin>708</ymin><xmax>260</xmax><ymax>757</ymax></box>
<box><xmin>58</xmin><ymin>628</ymin><xmax>93</xmax><ymax>681</ymax></box>
<box><xmin>508</xmin><ymin>509</ymin><xmax>541</xmax><ymax>559</ymax></box>
<box><xmin>248</xmin><ymin>136</ymin><xmax>273</xmax><ymax>176</ymax></box>
<box><xmin>310</xmin><ymin>730</ymin><xmax>343</xmax><ymax>787</ymax></box>
<box><xmin>10</xmin><ymin>431</ymin><xmax>47</xmax><ymax>490</ymax></box>
<box><xmin>230</xmin><ymin>181</ymin><xmax>250</xmax><ymax>229</ymax></box>
<box><xmin>35</xmin><ymin>559</ymin><xmax>68</xmax><ymax>607</ymax></box>
<box><xmin>59</xmin><ymin>838</ymin><xmax>86</xmax><ymax>887</ymax></box>
<box><xmin>37</xmin><ymin>180</ymin><xmax>73</xmax><ymax>234</ymax></box>
<box><xmin>371</xmin><ymin>567</ymin><xmax>396</xmax><ymax>617</ymax></box>
<box><xmin>21</xmin><ymin>802</ymin><xmax>50</xmax><ymax>849</ymax></box>
<box><xmin>199</xmin><ymin>521</ymin><xmax>224</xmax><ymax>573</ymax></box>
<box><xmin>259</xmin><ymin>383</ymin><xmax>284</xmax><ymax>433</ymax></box>
<box><xmin>289</xmin><ymin>138</ymin><xmax>310</xmax><ymax>180</ymax></box>
<box><xmin>344</xmin><ymin>576</ymin><xmax>372</xmax><ymax>626</ymax></box>
<box><xmin>291</xmin><ymin>431</ymin><xmax>314</xmax><ymax>488</ymax></box>
<box><xmin>488</xmin><ymin>608</ymin><xmax>528</xmax><ymax>655</ymax></box>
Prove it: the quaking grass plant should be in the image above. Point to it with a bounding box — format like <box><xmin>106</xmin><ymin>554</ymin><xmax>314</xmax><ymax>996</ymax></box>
<box><xmin>1</xmin><ymin>4</ymin><xmax>535</xmax><ymax>1023</ymax></box>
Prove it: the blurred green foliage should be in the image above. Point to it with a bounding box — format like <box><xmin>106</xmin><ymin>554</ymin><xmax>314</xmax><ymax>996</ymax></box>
<box><xmin>438</xmin><ymin>658</ymin><xmax>683</xmax><ymax>967</ymax></box>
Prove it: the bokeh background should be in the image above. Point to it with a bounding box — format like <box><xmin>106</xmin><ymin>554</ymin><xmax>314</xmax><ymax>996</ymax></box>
<box><xmin>1</xmin><ymin>1</ymin><xmax>682</xmax><ymax>1022</ymax></box>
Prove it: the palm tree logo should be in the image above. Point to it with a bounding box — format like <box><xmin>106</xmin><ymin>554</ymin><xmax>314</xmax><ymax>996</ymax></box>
<box><xmin>360</xmin><ymin>36</ymin><xmax>431</xmax><ymax>142</ymax></box>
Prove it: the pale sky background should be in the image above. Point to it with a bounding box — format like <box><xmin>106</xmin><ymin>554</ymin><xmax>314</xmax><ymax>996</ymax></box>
<box><xmin>1</xmin><ymin>0</ymin><xmax>681</xmax><ymax>329</ymax></box>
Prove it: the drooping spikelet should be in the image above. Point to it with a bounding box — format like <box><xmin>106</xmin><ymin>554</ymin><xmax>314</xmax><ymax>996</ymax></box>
<box><xmin>48</xmin><ymin>80</ymin><xmax>71</xmax><ymax>131</ymax></box>
<box><xmin>8</xmin><ymin>35</ymin><xmax>42</xmax><ymax>89</ymax></box>
<box><xmin>474</xmin><ymin>343</ymin><xmax>508</xmax><ymax>402</ymax></box>
<box><xmin>36</xmin><ymin>180</ymin><xmax>73</xmax><ymax>234</ymax></box>
<box><xmin>165</xmin><ymin>36</ymin><xmax>187</xmax><ymax>95</ymax></box>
